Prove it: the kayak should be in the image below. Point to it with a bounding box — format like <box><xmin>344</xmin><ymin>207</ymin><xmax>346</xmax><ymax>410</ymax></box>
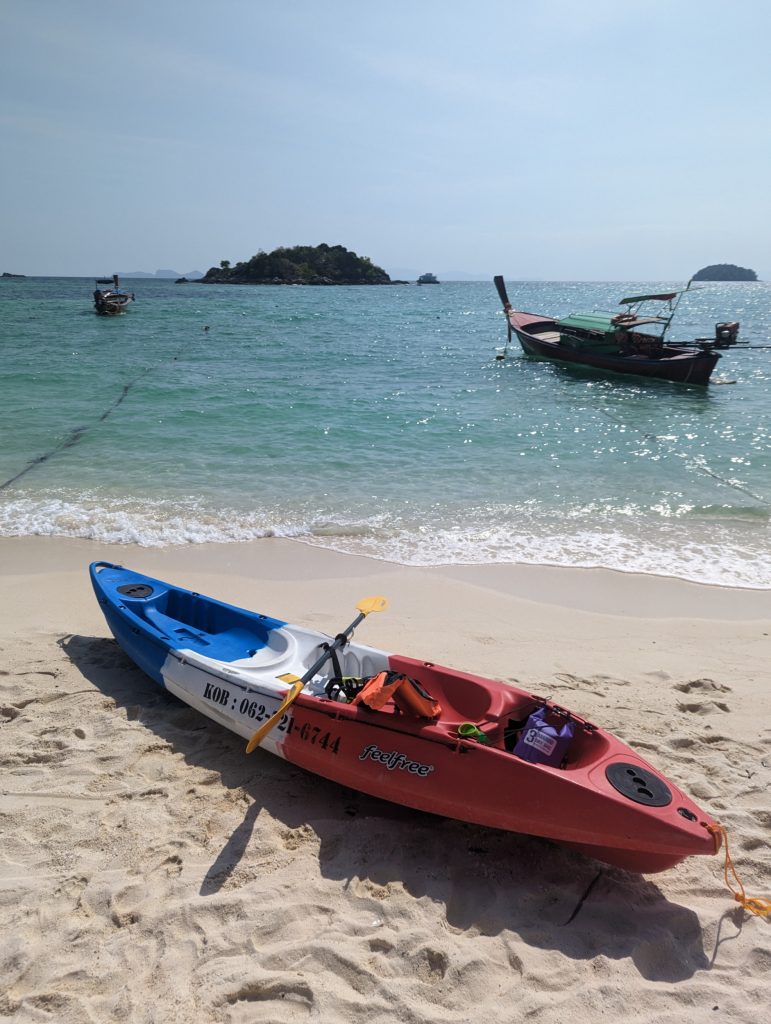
<box><xmin>90</xmin><ymin>562</ymin><xmax>719</xmax><ymax>873</ymax></box>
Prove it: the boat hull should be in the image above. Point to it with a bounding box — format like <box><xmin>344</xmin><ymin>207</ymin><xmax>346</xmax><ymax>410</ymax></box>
<box><xmin>94</xmin><ymin>294</ymin><xmax>133</xmax><ymax>315</ymax></box>
<box><xmin>90</xmin><ymin>562</ymin><xmax>719</xmax><ymax>873</ymax></box>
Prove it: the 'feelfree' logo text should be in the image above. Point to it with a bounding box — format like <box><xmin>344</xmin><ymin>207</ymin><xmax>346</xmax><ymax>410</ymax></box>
<box><xmin>359</xmin><ymin>744</ymin><xmax>434</xmax><ymax>776</ymax></box>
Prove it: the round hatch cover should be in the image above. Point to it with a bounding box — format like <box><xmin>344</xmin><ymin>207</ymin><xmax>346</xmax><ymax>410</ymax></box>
<box><xmin>606</xmin><ymin>762</ymin><xmax>672</xmax><ymax>807</ymax></box>
<box><xmin>117</xmin><ymin>583</ymin><xmax>154</xmax><ymax>598</ymax></box>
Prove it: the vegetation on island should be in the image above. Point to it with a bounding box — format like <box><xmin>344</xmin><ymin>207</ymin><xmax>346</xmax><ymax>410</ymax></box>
<box><xmin>200</xmin><ymin>244</ymin><xmax>392</xmax><ymax>285</ymax></box>
<box><xmin>692</xmin><ymin>263</ymin><xmax>758</xmax><ymax>281</ymax></box>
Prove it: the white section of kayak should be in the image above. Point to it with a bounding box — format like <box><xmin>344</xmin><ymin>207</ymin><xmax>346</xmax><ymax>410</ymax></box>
<box><xmin>159</xmin><ymin>623</ymin><xmax>390</xmax><ymax>757</ymax></box>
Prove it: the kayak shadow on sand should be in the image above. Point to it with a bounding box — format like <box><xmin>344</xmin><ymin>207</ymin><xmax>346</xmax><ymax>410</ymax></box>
<box><xmin>61</xmin><ymin>633</ymin><xmax>715</xmax><ymax>982</ymax></box>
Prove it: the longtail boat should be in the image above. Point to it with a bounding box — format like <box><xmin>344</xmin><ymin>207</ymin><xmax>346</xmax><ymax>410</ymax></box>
<box><xmin>493</xmin><ymin>276</ymin><xmax>730</xmax><ymax>385</ymax></box>
<box><xmin>93</xmin><ymin>274</ymin><xmax>134</xmax><ymax>315</ymax></box>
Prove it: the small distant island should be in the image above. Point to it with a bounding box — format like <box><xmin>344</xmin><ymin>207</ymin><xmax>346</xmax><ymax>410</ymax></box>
<box><xmin>692</xmin><ymin>263</ymin><xmax>758</xmax><ymax>281</ymax></box>
<box><xmin>2</xmin><ymin>272</ymin><xmax>26</xmax><ymax>278</ymax></box>
<box><xmin>199</xmin><ymin>244</ymin><xmax>392</xmax><ymax>285</ymax></box>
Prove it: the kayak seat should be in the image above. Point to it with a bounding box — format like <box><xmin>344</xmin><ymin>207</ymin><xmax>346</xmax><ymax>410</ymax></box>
<box><xmin>141</xmin><ymin>605</ymin><xmax>289</xmax><ymax>664</ymax></box>
<box><xmin>388</xmin><ymin>655</ymin><xmax>530</xmax><ymax>726</ymax></box>
<box><xmin>208</xmin><ymin>626</ymin><xmax>280</xmax><ymax>663</ymax></box>
<box><xmin>230</xmin><ymin>628</ymin><xmax>298</xmax><ymax>668</ymax></box>
<box><xmin>142</xmin><ymin>605</ymin><xmax>209</xmax><ymax>643</ymax></box>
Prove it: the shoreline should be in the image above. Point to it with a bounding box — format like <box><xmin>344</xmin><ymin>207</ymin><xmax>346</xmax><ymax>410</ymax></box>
<box><xmin>3</xmin><ymin>533</ymin><xmax>771</xmax><ymax>682</ymax></box>
<box><xmin>4</xmin><ymin>531</ymin><xmax>771</xmax><ymax>610</ymax></box>
<box><xmin>3</xmin><ymin>497</ymin><xmax>770</xmax><ymax>591</ymax></box>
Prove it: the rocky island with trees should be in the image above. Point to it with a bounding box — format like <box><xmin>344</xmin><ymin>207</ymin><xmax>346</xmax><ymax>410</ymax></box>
<box><xmin>692</xmin><ymin>263</ymin><xmax>758</xmax><ymax>281</ymax></box>
<box><xmin>199</xmin><ymin>244</ymin><xmax>393</xmax><ymax>285</ymax></box>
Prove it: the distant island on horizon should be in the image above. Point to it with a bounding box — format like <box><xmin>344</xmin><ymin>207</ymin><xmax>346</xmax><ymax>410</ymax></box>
<box><xmin>118</xmin><ymin>268</ymin><xmax>203</xmax><ymax>280</ymax></box>
<box><xmin>200</xmin><ymin>244</ymin><xmax>393</xmax><ymax>286</ymax></box>
<box><xmin>4</xmin><ymin>263</ymin><xmax>768</xmax><ymax>283</ymax></box>
<box><xmin>692</xmin><ymin>263</ymin><xmax>758</xmax><ymax>281</ymax></box>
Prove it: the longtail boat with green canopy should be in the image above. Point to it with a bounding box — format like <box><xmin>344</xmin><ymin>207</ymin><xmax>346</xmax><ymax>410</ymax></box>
<box><xmin>493</xmin><ymin>278</ymin><xmax>735</xmax><ymax>385</ymax></box>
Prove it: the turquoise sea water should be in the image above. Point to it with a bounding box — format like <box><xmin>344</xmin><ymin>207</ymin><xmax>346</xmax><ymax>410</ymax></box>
<box><xmin>1</xmin><ymin>276</ymin><xmax>770</xmax><ymax>587</ymax></box>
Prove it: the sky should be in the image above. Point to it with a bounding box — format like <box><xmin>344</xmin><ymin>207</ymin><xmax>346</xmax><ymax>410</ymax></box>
<box><xmin>1</xmin><ymin>0</ymin><xmax>769</xmax><ymax>281</ymax></box>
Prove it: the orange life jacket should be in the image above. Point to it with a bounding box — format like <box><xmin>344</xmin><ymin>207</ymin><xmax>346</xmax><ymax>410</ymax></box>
<box><xmin>352</xmin><ymin>671</ymin><xmax>441</xmax><ymax>719</ymax></box>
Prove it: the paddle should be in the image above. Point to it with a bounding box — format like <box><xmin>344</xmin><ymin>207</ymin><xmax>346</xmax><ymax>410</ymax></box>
<box><xmin>493</xmin><ymin>275</ymin><xmax>513</xmax><ymax>360</ymax></box>
<box><xmin>245</xmin><ymin>595</ymin><xmax>389</xmax><ymax>753</ymax></box>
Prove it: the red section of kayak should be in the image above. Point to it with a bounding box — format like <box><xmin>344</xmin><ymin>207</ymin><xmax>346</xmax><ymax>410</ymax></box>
<box><xmin>280</xmin><ymin>655</ymin><xmax>717</xmax><ymax>873</ymax></box>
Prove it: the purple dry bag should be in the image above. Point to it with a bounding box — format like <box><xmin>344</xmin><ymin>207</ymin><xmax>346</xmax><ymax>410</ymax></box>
<box><xmin>513</xmin><ymin>707</ymin><xmax>575</xmax><ymax>767</ymax></box>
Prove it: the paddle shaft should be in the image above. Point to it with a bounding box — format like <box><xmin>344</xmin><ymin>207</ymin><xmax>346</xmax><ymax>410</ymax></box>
<box><xmin>245</xmin><ymin>599</ymin><xmax>385</xmax><ymax>753</ymax></box>
<box><xmin>300</xmin><ymin>610</ymin><xmax>366</xmax><ymax>684</ymax></box>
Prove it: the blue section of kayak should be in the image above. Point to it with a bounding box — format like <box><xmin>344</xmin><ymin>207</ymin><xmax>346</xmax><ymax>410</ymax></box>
<box><xmin>99</xmin><ymin>596</ymin><xmax>170</xmax><ymax>687</ymax></box>
<box><xmin>89</xmin><ymin>562</ymin><xmax>289</xmax><ymax>687</ymax></box>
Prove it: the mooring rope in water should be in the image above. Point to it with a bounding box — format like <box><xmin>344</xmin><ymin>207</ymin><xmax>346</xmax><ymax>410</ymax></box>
<box><xmin>598</xmin><ymin>404</ymin><xmax>770</xmax><ymax>507</ymax></box>
<box><xmin>0</xmin><ymin>344</ymin><xmax>187</xmax><ymax>493</ymax></box>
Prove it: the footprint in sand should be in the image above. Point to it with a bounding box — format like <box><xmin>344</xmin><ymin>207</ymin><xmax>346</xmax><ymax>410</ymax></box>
<box><xmin>414</xmin><ymin>947</ymin><xmax>449</xmax><ymax>983</ymax></box>
<box><xmin>676</xmin><ymin>700</ymin><xmax>730</xmax><ymax>715</ymax></box>
<box><xmin>643</xmin><ymin>669</ymin><xmax>671</xmax><ymax>682</ymax></box>
<box><xmin>554</xmin><ymin>672</ymin><xmax>628</xmax><ymax>696</ymax></box>
<box><xmin>674</xmin><ymin>678</ymin><xmax>732</xmax><ymax>694</ymax></box>
<box><xmin>355</xmin><ymin>879</ymin><xmax>394</xmax><ymax>901</ymax></box>
<box><xmin>280</xmin><ymin>824</ymin><xmax>317</xmax><ymax>851</ymax></box>
<box><xmin>368</xmin><ymin>936</ymin><xmax>394</xmax><ymax>954</ymax></box>
<box><xmin>668</xmin><ymin>736</ymin><xmax>697</xmax><ymax>749</ymax></box>
<box><xmin>225</xmin><ymin>979</ymin><xmax>313</xmax><ymax>1021</ymax></box>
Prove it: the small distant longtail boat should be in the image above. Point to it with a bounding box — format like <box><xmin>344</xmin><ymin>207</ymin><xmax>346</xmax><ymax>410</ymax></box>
<box><xmin>493</xmin><ymin>276</ymin><xmax>731</xmax><ymax>385</ymax></box>
<box><xmin>91</xmin><ymin>562</ymin><xmax>721</xmax><ymax>873</ymax></box>
<box><xmin>93</xmin><ymin>274</ymin><xmax>134</xmax><ymax>315</ymax></box>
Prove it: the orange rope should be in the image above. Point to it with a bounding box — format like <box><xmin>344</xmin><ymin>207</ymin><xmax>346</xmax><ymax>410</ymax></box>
<box><xmin>705</xmin><ymin>823</ymin><xmax>771</xmax><ymax>918</ymax></box>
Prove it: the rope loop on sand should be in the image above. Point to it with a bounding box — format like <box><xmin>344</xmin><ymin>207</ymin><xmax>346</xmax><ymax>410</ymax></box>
<box><xmin>705</xmin><ymin>823</ymin><xmax>771</xmax><ymax>918</ymax></box>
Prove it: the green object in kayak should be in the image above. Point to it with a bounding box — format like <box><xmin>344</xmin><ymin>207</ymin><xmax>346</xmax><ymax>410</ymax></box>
<box><xmin>458</xmin><ymin>722</ymin><xmax>491</xmax><ymax>745</ymax></box>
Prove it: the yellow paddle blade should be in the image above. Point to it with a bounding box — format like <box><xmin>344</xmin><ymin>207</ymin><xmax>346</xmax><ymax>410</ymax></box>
<box><xmin>245</xmin><ymin>680</ymin><xmax>304</xmax><ymax>754</ymax></box>
<box><xmin>356</xmin><ymin>595</ymin><xmax>388</xmax><ymax>615</ymax></box>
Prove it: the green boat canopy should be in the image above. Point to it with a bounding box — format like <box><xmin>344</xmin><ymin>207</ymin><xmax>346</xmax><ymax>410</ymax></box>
<box><xmin>557</xmin><ymin>312</ymin><xmax>617</xmax><ymax>334</ymax></box>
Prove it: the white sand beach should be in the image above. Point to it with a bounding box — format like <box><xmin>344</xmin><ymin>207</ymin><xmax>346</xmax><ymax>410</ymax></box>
<box><xmin>1</xmin><ymin>536</ymin><xmax>769</xmax><ymax>1023</ymax></box>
